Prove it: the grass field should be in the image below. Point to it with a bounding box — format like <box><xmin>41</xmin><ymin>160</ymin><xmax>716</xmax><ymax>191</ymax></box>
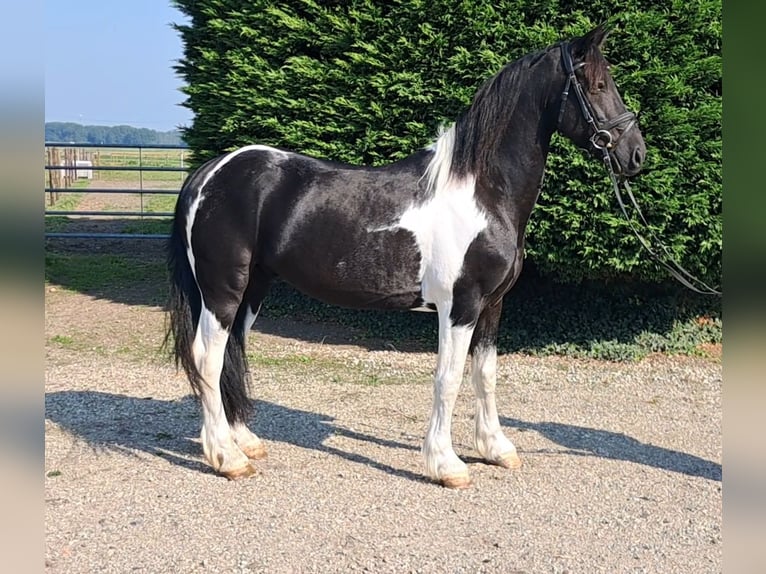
<box><xmin>45</xmin><ymin>145</ymin><xmax>185</xmax><ymax>235</ymax></box>
<box><xmin>46</xmin><ymin>146</ymin><xmax>190</xmax><ymax>190</ymax></box>
<box><xmin>83</xmin><ymin>147</ymin><xmax>188</xmax><ymax>189</ymax></box>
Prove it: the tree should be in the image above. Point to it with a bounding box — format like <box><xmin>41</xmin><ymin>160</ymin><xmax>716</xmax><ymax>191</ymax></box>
<box><xmin>172</xmin><ymin>0</ymin><xmax>721</xmax><ymax>285</ymax></box>
<box><xmin>44</xmin><ymin>122</ymin><xmax>184</xmax><ymax>146</ymax></box>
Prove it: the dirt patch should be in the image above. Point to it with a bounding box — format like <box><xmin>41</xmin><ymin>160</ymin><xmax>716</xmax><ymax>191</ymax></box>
<box><xmin>44</xmin><ymin>188</ymin><xmax>722</xmax><ymax>573</ymax></box>
<box><xmin>697</xmin><ymin>342</ymin><xmax>722</xmax><ymax>361</ymax></box>
<box><xmin>45</xmin><ymin>241</ymin><xmax>722</xmax><ymax>573</ymax></box>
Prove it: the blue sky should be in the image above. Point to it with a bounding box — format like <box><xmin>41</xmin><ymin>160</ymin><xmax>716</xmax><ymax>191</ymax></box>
<box><xmin>45</xmin><ymin>1</ymin><xmax>193</xmax><ymax>131</ymax></box>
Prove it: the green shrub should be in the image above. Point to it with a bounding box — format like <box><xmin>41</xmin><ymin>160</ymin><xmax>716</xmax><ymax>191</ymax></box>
<box><xmin>173</xmin><ymin>0</ymin><xmax>721</xmax><ymax>285</ymax></box>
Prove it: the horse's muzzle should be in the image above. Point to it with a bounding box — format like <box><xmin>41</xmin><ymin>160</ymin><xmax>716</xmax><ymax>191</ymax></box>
<box><xmin>610</xmin><ymin>134</ymin><xmax>646</xmax><ymax>178</ymax></box>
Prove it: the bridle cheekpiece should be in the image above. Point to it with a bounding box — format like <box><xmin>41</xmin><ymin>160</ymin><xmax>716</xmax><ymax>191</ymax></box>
<box><xmin>556</xmin><ymin>42</ymin><xmax>638</xmax><ymax>160</ymax></box>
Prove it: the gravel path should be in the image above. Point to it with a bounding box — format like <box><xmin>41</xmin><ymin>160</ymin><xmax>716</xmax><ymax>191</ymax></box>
<box><xmin>45</xmin><ymin>289</ymin><xmax>722</xmax><ymax>573</ymax></box>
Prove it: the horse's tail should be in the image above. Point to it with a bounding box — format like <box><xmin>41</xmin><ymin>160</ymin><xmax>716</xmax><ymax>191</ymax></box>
<box><xmin>165</xmin><ymin>171</ymin><xmax>252</xmax><ymax>425</ymax></box>
<box><xmin>165</xmin><ymin>206</ymin><xmax>205</xmax><ymax>399</ymax></box>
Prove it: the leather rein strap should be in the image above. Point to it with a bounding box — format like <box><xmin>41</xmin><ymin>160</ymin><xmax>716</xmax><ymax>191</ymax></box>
<box><xmin>557</xmin><ymin>43</ymin><xmax>721</xmax><ymax>296</ymax></box>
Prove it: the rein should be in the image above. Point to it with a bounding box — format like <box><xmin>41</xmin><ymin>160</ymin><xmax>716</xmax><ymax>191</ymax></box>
<box><xmin>557</xmin><ymin>43</ymin><xmax>721</xmax><ymax>296</ymax></box>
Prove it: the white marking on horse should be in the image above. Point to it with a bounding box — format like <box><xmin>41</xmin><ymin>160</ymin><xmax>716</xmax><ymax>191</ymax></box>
<box><xmin>422</xmin><ymin>124</ymin><xmax>456</xmax><ymax>194</ymax></box>
<box><xmin>410</xmin><ymin>305</ymin><xmax>437</xmax><ymax>313</ymax></box>
<box><xmin>423</xmin><ymin>315</ymin><xmax>475</xmax><ymax>482</ymax></box>
<box><xmin>199</xmin><ymin>144</ymin><xmax>288</xmax><ymax>191</ymax></box>
<box><xmin>368</xmin><ymin>126</ymin><xmax>486</xmax><ymax>306</ymax></box>
<box><xmin>397</xmin><ymin>176</ymin><xmax>486</xmax><ymax>304</ymax></box>
<box><xmin>471</xmin><ymin>344</ymin><xmax>517</xmax><ymax>463</ymax></box>
<box><xmin>241</xmin><ymin>304</ymin><xmax>261</xmax><ymax>336</ymax></box>
<box><xmin>192</xmin><ymin>305</ymin><xmax>251</xmax><ymax>472</ymax></box>
<box><xmin>185</xmin><ymin>193</ymin><xmax>205</xmax><ymax>281</ymax></box>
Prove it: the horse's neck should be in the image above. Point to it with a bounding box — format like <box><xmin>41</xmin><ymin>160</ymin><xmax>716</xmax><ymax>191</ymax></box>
<box><xmin>489</xmin><ymin>93</ymin><xmax>556</xmax><ymax>215</ymax></box>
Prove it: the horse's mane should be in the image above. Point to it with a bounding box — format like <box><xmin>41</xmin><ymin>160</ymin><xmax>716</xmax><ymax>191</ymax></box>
<box><xmin>450</xmin><ymin>49</ymin><xmax>549</xmax><ymax>180</ymax></box>
<box><xmin>423</xmin><ymin>40</ymin><xmax>608</xmax><ymax>190</ymax></box>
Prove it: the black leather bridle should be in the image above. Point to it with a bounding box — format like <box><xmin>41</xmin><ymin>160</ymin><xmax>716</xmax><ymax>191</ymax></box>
<box><xmin>553</xmin><ymin>42</ymin><xmax>721</xmax><ymax>296</ymax></box>
<box><xmin>557</xmin><ymin>42</ymin><xmax>638</xmax><ymax>161</ymax></box>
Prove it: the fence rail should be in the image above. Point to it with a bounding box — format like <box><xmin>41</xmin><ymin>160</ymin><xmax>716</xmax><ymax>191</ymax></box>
<box><xmin>44</xmin><ymin>142</ymin><xmax>190</xmax><ymax>239</ymax></box>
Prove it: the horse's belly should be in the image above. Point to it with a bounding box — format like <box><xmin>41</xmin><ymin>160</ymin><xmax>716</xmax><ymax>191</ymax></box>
<box><xmin>268</xmin><ymin>227</ymin><xmax>424</xmax><ymax>310</ymax></box>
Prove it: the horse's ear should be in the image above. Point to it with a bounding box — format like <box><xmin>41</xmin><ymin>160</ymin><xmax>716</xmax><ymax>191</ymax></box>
<box><xmin>571</xmin><ymin>22</ymin><xmax>612</xmax><ymax>58</ymax></box>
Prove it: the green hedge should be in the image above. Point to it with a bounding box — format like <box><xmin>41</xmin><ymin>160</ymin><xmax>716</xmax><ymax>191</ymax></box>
<box><xmin>173</xmin><ymin>0</ymin><xmax>721</xmax><ymax>285</ymax></box>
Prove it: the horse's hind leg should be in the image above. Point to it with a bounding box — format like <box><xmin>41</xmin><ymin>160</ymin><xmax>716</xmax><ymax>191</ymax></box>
<box><xmin>470</xmin><ymin>301</ymin><xmax>521</xmax><ymax>469</ymax></box>
<box><xmin>229</xmin><ymin>270</ymin><xmax>273</xmax><ymax>461</ymax></box>
<box><xmin>193</xmin><ymin>304</ymin><xmax>257</xmax><ymax>479</ymax></box>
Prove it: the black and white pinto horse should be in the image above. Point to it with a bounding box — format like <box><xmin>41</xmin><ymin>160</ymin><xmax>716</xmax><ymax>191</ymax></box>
<box><xmin>167</xmin><ymin>25</ymin><xmax>645</xmax><ymax>488</ymax></box>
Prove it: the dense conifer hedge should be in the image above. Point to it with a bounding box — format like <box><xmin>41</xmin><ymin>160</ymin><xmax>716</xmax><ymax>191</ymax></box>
<box><xmin>173</xmin><ymin>0</ymin><xmax>721</xmax><ymax>285</ymax></box>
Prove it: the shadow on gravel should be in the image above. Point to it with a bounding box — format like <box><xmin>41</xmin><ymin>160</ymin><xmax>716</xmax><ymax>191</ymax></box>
<box><xmin>502</xmin><ymin>417</ymin><xmax>721</xmax><ymax>482</ymax></box>
<box><xmin>45</xmin><ymin>391</ymin><xmax>212</xmax><ymax>474</ymax></box>
<box><xmin>251</xmin><ymin>400</ymin><xmax>427</xmax><ymax>483</ymax></box>
<box><xmin>45</xmin><ymin>391</ymin><xmax>427</xmax><ymax>483</ymax></box>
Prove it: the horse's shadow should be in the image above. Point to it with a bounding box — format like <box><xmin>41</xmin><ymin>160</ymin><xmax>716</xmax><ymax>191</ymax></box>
<box><xmin>44</xmin><ymin>391</ymin><xmax>425</xmax><ymax>482</ymax></box>
<box><xmin>502</xmin><ymin>417</ymin><xmax>722</xmax><ymax>482</ymax></box>
<box><xmin>45</xmin><ymin>391</ymin><xmax>721</xmax><ymax>484</ymax></box>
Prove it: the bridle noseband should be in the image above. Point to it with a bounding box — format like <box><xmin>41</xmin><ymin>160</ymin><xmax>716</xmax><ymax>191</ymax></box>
<box><xmin>556</xmin><ymin>42</ymin><xmax>637</xmax><ymax>158</ymax></box>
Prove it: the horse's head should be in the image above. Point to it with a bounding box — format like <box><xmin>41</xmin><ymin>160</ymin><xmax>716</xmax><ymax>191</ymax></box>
<box><xmin>555</xmin><ymin>24</ymin><xmax>646</xmax><ymax>177</ymax></box>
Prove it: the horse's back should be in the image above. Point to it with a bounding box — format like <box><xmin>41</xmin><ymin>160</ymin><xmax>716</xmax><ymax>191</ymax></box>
<box><xmin>179</xmin><ymin>145</ymin><xmax>431</xmax><ymax>310</ymax></box>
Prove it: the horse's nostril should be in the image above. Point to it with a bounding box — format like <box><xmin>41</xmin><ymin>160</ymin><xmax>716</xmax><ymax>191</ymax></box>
<box><xmin>632</xmin><ymin>147</ymin><xmax>644</xmax><ymax>167</ymax></box>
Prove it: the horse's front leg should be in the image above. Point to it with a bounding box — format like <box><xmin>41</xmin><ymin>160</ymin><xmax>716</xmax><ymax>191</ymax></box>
<box><xmin>422</xmin><ymin>306</ymin><xmax>476</xmax><ymax>489</ymax></box>
<box><xmin>470</xmin><ymin>301</ymin><xmax>521</xmax><ymax>469</ymax></box>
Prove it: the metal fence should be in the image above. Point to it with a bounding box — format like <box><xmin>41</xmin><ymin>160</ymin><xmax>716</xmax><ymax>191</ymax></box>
<box><xmin>44</xmin><ymin>142</ymin><xmax>189</xmax><ymax>239</ymax></box>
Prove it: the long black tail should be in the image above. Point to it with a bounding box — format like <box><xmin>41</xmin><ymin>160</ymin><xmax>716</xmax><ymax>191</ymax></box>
<box><xmin>165</xmin><ymin>184</ymin><xmax>252</xmax><ymax>425</ymax></box>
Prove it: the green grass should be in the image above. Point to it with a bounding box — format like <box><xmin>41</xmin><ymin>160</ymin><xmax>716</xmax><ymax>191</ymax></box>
<box><xmin>248</xmin><ymin>352</ymin><xmax>315</xmax><ymax>367</ymax></box>
<box><xmin>45</xmin><ymin>188</ymin><xmax>87</xmax><ymax>232</ymax></box>
<box><xmin>144</xmin><ymin>194</ymin><xmax>178</xmax><ymax>213</ymax></box>
<box><xmin>93</xmin><ymin>170</ymin><xmax>186</xmax><ymax>187</ymax></box>
<box><xmin>89</xmin><ymin>148</ymin><xmax>189</xmax><ymax>188</ymax></box>
<box><xmin>50</xmin><ymin>334</ymin><xmax>75</xmax><ymax>347</ymax></box>
<box><xmin>94</xmin><ymin>148</ymin><xmax>189</xmax><ymax>168</ymax></box>
<box><xmin>46</xmin><ymin>216</ymin><xmax>73</xmax><ymax>233</ymax></box>
<box><xmin>121</xmin><ymin>218</ymin><xmax>173</xmax><ymax>235</ymax></box>
<box><xmin>44</xmin><ymin>248</ymin><xmax>722</xmax><ymax>362</ymax></box>
<box><xmin>45</xmin><ymin>252</ymin><xmax>167</xmax><ymax>298</ymax></box>
<box><xmin>245</xmin><ymin>349</ymin><xmax>422</xmax><ymax>386</ymax></box>
<box><xmin>46</xmin><ymin>189</ymin><xmax>85</xmax><ymax>211</ymax></box>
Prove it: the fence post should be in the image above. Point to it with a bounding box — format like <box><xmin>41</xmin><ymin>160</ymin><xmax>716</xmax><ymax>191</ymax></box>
<box><xmin>45</xmin><ymin>143</ymin><xmax>189</xmax><ymax>239</ymax></box>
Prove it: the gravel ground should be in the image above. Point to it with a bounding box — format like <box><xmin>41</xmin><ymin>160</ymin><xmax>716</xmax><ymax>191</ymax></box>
<box><xmin>45</xmin><ymin>288</ymin><xmax>722</xmax><ymax>573</ymax></box>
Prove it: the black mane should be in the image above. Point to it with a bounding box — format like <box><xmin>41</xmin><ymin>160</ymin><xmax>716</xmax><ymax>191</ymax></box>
<box><xmin>449</xmin><ymin>41</ymin><xmax>610</xmax><ymax>181</ymax></box>
<box><xmin>450</xmin><ymin>47</ymin><xmax>554</xmax><ymax>180</ymax></box>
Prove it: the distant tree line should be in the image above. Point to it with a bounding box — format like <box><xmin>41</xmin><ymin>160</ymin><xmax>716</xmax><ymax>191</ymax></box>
<box><xmin>45</xmin><ymin>122</ymin><xmax>185</xmax><ymax>146</ymax></box>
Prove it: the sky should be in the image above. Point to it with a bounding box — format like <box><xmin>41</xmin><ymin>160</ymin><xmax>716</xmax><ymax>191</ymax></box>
<box><xmin>45</xmin><ymin>1</ymin><xmax>193</xmax><ymax>132</ymax></box>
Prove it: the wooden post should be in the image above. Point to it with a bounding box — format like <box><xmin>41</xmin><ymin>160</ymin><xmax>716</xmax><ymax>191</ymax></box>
<box><xmin>50</xmin><ymin>147</ymin><xmax>61</xmax><ymax>204</ymax></box>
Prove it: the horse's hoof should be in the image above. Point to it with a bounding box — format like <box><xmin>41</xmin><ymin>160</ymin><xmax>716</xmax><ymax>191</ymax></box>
<box><xmin>242</xmin><ymin>443</ymin><xmax>268</xmax><ymax>460</ymax></box>
<box><xmin>440</xmin><ymin>473</ymin><xmax>473</xmax><ymax>489</ymax></box>
<box><xmin>222</xmin><ymin>462</ymin><xmax>259</xmax><ymax>481</ymax></box>
<box><xmin>497</xmin><ymin>451</ymin><xmax>522</xmax><ymax>469</ymax></box>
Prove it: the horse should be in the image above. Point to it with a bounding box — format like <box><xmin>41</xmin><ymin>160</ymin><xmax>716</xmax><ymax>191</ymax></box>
<box><xmin>166</xmin><ymin>24</ymin><xmax>645</xmax><ymax>488</ymax></box>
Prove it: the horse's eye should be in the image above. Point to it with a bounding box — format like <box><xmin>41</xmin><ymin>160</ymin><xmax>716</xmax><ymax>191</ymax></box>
<box><xmin>596</xmin><ymin>81</ymin><xmax>606</xmax><ymax>92</ymax></box>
